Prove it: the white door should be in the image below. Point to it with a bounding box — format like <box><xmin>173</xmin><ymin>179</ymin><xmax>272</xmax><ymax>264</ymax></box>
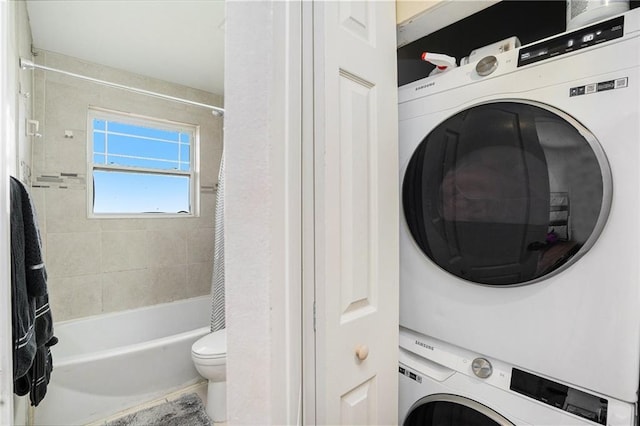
<box><xmin>310</xmin><ymin>1</ymin><xmax>399</xmax><ymax>424</ymax></box>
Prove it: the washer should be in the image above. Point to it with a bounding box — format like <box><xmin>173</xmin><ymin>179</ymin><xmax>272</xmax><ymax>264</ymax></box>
<box><xmin>399</xmin><ymin>328</ymin><xmax>635</xmax><ymax>426</ymax></box>
<box><xmin>399</xmin><ymin>8</ymin><xmax>640</xmax><ymax>403</ymax></box>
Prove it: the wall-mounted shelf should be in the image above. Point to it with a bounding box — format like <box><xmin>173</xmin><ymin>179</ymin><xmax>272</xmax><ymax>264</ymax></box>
<box><xmin>397</xmin><ymin>1</ymin><xmax>639</xmax><ymax>86</ymax></box>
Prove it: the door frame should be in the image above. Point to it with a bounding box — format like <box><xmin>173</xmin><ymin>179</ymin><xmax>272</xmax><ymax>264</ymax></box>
<box><xmin>1</xmin><ymin>0</ymin><xmax>15</xmax><ymax>424</ymax></box>
<box><xmin>301</xmin><ymin>0</ymin><xmax>316</xmax><ymax>423</ymax></box>
<box><xmin>223</xmin><ymin>1</ymin><xmax>304</xmax><ymax>423</ymax></box>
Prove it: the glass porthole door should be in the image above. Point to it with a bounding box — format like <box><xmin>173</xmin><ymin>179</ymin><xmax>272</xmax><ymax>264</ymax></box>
<box><xmin>404</xmin><ymin>394</ymin><xmax>514</xmax><ymax>426</ymax></box>
<box><xmin>403</xmin><ymin>102</ymin><xmax>611</xmax><ymax>286</ymax></box>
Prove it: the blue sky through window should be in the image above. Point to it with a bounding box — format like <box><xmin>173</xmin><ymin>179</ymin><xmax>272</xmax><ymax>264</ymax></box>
<box><xmin>91</xmin><ymin>114</ymin><xmax>194</xmax><ymax>214</ymax></box>
<box><xmin>94</xmin><ymin>171</ymin><xmax>190</xmax><ymax>213</ymax></box>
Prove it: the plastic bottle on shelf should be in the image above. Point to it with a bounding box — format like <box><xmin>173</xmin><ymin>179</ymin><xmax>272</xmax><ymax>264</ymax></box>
<box><xmin>566</xmin><ymin>0</ymin><xmax>629</xmax><ymax>31</ymax></box>
<box><xmin>421</xmin><ymin>52</ymin><xmax>457</xmax><ymax>76</ymax></box>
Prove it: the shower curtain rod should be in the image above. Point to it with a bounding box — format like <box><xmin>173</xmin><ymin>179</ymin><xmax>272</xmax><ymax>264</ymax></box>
<box><xmin>20</xmin><ymin>58</ymin><xmax>225</xmax><ymax>117</ymax></box>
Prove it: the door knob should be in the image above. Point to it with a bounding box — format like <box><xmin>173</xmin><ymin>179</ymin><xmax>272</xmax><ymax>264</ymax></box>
<box><xmin>355</xmin><ymin>344</ymin><xmax>369</xmax><ymax>361</ymax></box>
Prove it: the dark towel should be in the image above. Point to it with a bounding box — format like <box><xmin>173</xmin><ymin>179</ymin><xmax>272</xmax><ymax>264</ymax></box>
<box><xmin>10</xmin><ymin>176</ymin><xmax>56</xmax><ymax>406</ymax></box>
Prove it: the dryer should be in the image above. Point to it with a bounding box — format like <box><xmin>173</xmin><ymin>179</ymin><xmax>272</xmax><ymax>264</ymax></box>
<box><xmin>398</xmin><ymin>328</ymin><xmax>635</xmax><ymax>426</ymax></box>
<box><xmin>399</xmin><ymin>8</ymin><xmax>640</xmax><ymax>403</ymax></box>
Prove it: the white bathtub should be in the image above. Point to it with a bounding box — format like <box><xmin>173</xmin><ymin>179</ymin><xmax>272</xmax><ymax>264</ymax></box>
<box><xmin>33</xmin><ymin>296</ymin><xmax>211</xmax><ymax>426</ymax></box>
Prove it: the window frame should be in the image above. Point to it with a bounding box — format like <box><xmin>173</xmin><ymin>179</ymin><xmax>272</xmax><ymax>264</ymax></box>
<box><xmin>86</xmin><ymin>106</ymin><xmax>200</xmax><ymax>218</ymax></box>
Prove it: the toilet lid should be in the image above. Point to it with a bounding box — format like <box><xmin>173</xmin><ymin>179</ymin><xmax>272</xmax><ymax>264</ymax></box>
<box><xmin>192</xmin><ymin>329</ymin><xmax>226</xmax><ymax>358</ymax></box>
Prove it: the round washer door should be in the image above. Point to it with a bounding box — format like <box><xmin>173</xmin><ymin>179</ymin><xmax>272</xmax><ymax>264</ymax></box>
<box><xmin>404</xmin><ymin>394</ymin><xmax>514</xmax><ymax>426</ymax></box>
<box><xmin>402</xmin><ymin>101</ymin><xmax>611</xmax><ymax>286</ymax></box>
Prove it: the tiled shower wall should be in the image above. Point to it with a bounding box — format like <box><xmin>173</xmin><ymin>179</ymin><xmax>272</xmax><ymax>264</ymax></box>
<box><xmin>30</xmin><ymin>49</ymin><xmax>223</xmax><ymax>322</ymax></box>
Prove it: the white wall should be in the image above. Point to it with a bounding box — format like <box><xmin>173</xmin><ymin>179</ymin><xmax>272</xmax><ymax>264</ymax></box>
<box><xmin>3</xmin><ymin>0</ymin><xmax>34</xmax><ymax>423</ymax></box>
<box><xmin>225</xmin><ymin>3</ymin><xmax>272</xmax><ymax>420</ymax></box>
<box><xmin>5</xmin><ymin>0</ymin><xmax>16</xmax><ymax>178</ymax></box>
<box><xmin>15</xmin><ymin>0</ymin><xmax>32</xmax><ymax>185</ymax></box>
<box><xmin>396</xmin><ymin>0</ymin><xmax>442</xmax><ymax>24</ymax></box>
<box><xmin>225</xmin><ymin>1</ymin><xmax>301</xmax><ymax>424</ymax></box>
<box><xmin>0</xmin><ymin>0</ymin><xmax>14</xmax><ymax>422</ymax></box>
<box><xmin>396</xmin><ymin>0</ymin><xmax>498</xmax><ymax>47</ymax></box>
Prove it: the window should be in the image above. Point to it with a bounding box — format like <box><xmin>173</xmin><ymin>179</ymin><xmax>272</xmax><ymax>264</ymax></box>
<box><xmin>87</xmin><ymin>107</ymin><xmax>199</xmax><ymax>216</ymax></box>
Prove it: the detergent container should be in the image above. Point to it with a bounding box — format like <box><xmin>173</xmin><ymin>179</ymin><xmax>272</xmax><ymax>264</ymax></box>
<box><xmin>566</xmin><ymin>0</ymin><xmax>629</xmax><ymax>30</ymax></box>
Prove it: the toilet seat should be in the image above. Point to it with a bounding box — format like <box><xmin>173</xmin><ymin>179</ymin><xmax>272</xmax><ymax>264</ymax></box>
<box><xmin>192</xmin><ymin>329</ymin><xmax>226</xmax><ymax>360</ymax></box>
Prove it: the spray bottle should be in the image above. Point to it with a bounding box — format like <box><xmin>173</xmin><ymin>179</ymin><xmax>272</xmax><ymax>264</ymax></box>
<box><xmin>421</xmin><ymin>52</ymin><xmax>458</xmax><ymax>76</ymax></box>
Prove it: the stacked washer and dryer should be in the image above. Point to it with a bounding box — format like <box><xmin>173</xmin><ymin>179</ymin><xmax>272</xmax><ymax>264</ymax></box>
<box><xmin>398</xmin><ymin>7</ymin><xmax>640</xmax><ymax>426</ymax></box>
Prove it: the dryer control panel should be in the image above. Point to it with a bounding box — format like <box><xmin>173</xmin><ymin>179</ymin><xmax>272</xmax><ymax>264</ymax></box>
<box><xmin>518</xmin><ymin>15</ymin><xmax>624</xmax><ymax>67</ymax></box>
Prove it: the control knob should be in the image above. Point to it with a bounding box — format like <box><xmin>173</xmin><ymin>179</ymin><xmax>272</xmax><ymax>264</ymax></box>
<box><xmin>476</xmin><ymin>55</ymin><xmax>498</xmax><ymax>76</ymax></box>
<box><xmin>472</xmin><ymin>357</ymin><xmax>493</xmax><ymax>378</ymax></box>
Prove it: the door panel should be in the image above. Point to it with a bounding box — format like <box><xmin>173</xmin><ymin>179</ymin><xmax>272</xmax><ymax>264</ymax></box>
<box><xmin>340</xmin><ymin>377</ymin><xmax>377</xmax><ymax>425</ymax></box>
<box><xmin>313</xmin><ymin>1</ymin><xmax>398</xmax><ymax>424</ymax></box>
<box><xmin>338</xmin><ymin>70</ymin><xmax>376</xmax><ymax>322</ymax></box>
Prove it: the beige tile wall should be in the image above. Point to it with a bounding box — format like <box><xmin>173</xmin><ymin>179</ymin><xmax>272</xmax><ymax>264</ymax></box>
<box><xmin>30</xmin><ymin>50</ymin><xmax>223</xmax><ymax>322</ymax></box>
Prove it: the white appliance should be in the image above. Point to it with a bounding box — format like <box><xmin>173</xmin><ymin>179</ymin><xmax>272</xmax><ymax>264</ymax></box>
<box><xmin>399</xmin><ymin>8</ymin><xmax>640</xmax><ymax>404</ymax></box>
<box><xmin>399</xmin><ymin>328</ymin><xmax>635</xmax><ymax>426</ymax></box>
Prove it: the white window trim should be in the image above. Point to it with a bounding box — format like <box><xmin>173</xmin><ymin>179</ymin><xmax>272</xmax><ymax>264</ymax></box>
<box><xmin>86</xmin><ymin>107</ymin><xmax>200</xmax><ymax>219</ymax></box>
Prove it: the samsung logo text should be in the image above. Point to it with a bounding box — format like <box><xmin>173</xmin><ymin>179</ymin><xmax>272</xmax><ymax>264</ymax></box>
<box><xmin>415</xmin><ymin>340</ymin><xmax>434</xmax><ymax>351</ymax></box>
<box><xmin>415</xmin><ymin>82</ymin><xmax>435</xmax><ymax>91</ymax></box>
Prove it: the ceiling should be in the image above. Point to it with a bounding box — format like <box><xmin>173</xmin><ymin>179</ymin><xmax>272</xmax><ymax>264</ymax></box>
<box><xmin>25</xmin><ymin>0</ymin><xmax>225</xmax><ymax>95</ymax></box>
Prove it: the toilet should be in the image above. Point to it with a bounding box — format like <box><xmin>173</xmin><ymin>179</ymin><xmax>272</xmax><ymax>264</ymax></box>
<box><xmin>191</xmin><ymin>329</ymin><xmax>226</xmax><ymax>422</ymax></box>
